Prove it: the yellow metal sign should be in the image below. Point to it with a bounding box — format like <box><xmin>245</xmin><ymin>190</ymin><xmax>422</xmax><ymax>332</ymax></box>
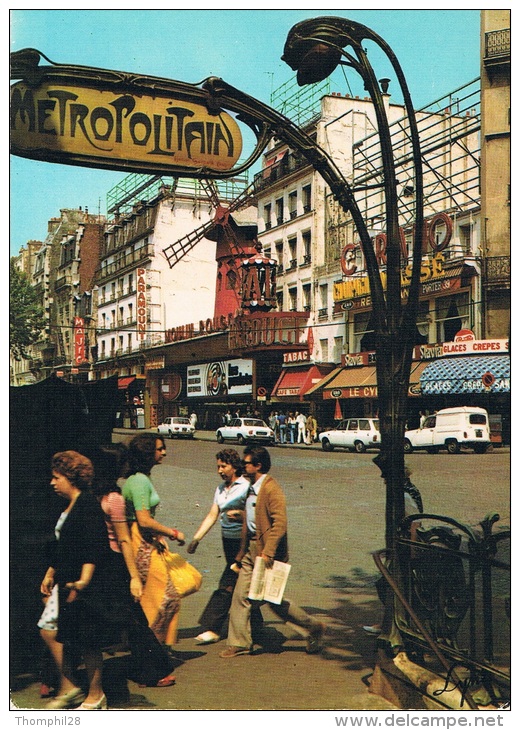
<box><xmin>10</xmin><ymin>80</ymin><xmax>242</xmax><ymax>174</ymax></box>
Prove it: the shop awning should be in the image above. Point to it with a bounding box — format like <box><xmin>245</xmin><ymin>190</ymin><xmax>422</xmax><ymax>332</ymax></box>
<box><xmin>118</xmin><ymin>376</ymin><xmax>136</xmax><ymax>390</ymax></box>
<box><xmin>306</xmin><ymin>360</ymin><xmax>429</xmax><ymax>399</ymax></box>
<box><xmin>271</xmin><ymin>365</ymin><xmax>333</xmax><ymax>400</ymax></box>
<box><xmin>420</xmin><ymin>355</ymin><xmax>510</xmax><ymax>395</ymax></box>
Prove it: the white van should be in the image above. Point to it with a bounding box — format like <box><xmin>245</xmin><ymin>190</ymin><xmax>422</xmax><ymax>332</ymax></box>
<box><xmin>404</xmin><ymin>407</ymin><xmax>491</xmax><ymax>454</ymax></box>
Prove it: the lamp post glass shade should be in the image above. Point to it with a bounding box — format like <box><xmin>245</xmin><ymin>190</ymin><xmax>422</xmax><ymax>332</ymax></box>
<box><xmin>282</xmin><ymin>16</ymin><xmax>366</xmax><ymax>85</ymax></box>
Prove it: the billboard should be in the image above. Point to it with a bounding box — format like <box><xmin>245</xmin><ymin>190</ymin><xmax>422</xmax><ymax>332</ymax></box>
<box><xmin>187</xmin><ymin>359</ymin><xmax>253</xmax><ymax>398</ymax></box>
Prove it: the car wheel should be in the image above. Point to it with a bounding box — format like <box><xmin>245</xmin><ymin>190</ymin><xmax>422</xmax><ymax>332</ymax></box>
<box><xmin>403</xmin><ymin>439</ymin><xmax>413</xmax><ymax>454</ymax></box>
<box><xmin>354</xmin><ymin>440</ymin><xmax>366</xmax><ymax>453</ymax></box>
<box><xmin>237</xmin><ymin>434</ymin><xmax>246</xmax><ymax>445</ymax></box>
<box><xmin>321</xmin><ymin>438</ymin><xmax>334</xmax><ymax>452</ymax></box>
<box><xmin>446</xmin><ymin>439</ymin><xmax>460</xmax><ymax>454</ymax></box>
<box><xmin>168</xmin><ymin>430</ymin><xmax>174</xmax><ymax>439</ymax></box>
<box><xmin>216</xmin><ymin>432</ymin><xmax>224</xmax><ymax>444</ymax></box>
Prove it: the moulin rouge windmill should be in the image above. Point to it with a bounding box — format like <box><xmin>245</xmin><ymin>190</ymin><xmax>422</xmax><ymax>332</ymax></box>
<box><xmin>162</xmin><ymin>178</ymin><xmax>278</xmax><ymax>321</ymax></box>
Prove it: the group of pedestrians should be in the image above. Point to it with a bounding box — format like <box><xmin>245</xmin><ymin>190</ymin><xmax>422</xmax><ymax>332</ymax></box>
<box><xmin>268</xmin><ymin>411</ymin><xmax>318</xmax><ymax>445</ymax></box>
<box><xmin>37</xmin><ymin>435</ymin><xmax>324</xmax><ymax>710</ymax></box>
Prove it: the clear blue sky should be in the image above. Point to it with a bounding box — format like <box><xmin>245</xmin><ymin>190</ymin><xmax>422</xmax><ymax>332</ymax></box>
<box><xmin>10</xmin><ymin>8</ymin><xmax>482</xmax><ymax>256</ymax></box>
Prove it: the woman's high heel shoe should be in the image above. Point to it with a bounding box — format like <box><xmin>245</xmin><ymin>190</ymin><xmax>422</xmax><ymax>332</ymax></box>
<box><xmin>77</xmin><ymin>694</ymin><xmax>107</xmax><ymax>710</ymax></box>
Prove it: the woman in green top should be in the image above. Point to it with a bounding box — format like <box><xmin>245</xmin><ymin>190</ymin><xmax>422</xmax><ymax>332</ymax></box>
<box><xmin>123</xmin><ymin>433</ymin><xmax>185</xmax><ymax>647</ymax></box>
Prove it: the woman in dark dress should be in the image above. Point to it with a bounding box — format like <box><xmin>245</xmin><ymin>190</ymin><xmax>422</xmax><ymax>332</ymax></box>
<box><xmin>90</xmin><ymin>444</ymin><xmax>176</xmax><ymax>687</ymax></box>
<box><xmin>41</xmin><ymin>451</ymin><xmax>111</xmax><ymax>710</ymax></box>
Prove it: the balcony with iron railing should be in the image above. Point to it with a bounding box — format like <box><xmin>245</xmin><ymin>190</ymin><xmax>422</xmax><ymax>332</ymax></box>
<box><xmin>254</xmin><ymin>151</ymin><xmax>311</xmax><ymax>193</ymax></box>
<box><xmin>54</xmin><ymin>273</ymin><xmax>73</xmax><ymax>291</ymax></box>
<box><xmin>96</xmin><ymin>244</ymin><xmax>154</xmax><ymax>283</ymax></box>
<box><xmin>484</xmin><ymin>28</ymin><xmax>510</xmax><ymax>71</ymax></box>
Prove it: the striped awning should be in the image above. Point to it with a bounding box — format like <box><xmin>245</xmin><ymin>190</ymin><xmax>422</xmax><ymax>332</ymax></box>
<box><xmin>420</xmin><ymin>355</ymin><xmax>510</xmax><ymax>395</ymax></box>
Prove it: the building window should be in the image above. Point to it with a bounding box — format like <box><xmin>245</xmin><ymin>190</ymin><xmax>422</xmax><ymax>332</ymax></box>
<box><xmin>303</xmin><ymin>284</ymin><xmax>311</xmax><ymax>311</ymax></box>
<box><xmin>353</xmin><ymin>311</ymin><xmax>376</xmax><ymax>352</ymax></box>
<box><xmin>302</xmin><ymin>184</ymin><xmax>312</xmax><ymax>213</ymax></box>
<box><xmin>264</xmin><ymin>203</ymin><xmax>272</xmax><ymax>230</ymax></box>
<box><xmin>435</xmin><ymin>293</ymin><xmax>470</xmax><ymax>342</ymax></box>
<box><xmin>288</xmin><ymin>237</ymin><xmax>297</xmax><ymax>269</ymax></box>
<box><xmin>276</xmin><ymin>291</ymin><xmax>283</xmax><ymax>311</ymax></box>
<box><xmin>289</xmin><ymin>191</ymin><xmax>297</xmax><ymax>219</ymax></box>
<box><xmin>275</xmin><ymin>242</ymin><xmax>283</xmax><ymax>274</ymax></box>
<box><xmin>333</xmin><ymin>337</ymin><xmax>343</xmax><ymax>363</ymax></box>
<box><xmin>320</xmin><ymin>338</ymin><xmax>329</xmax><ymax>362</ymax></box>
<box><xmin>128</xmin><ymin>303</ymin><xmax>133</xmax><ymax>323</ymax></box>
<box><xmin>275</xmin><ymin>198</ymin><xmax>284</xmax><ymax>226</ymax></box>
<box><xmin>319</xmin><ymin>284</ymin><xmax>328</xmax><ymax>311</ymax></box>
<box><xmin>302</xmin><ymin>230</ymin><xmax>311</xmax><ymax>264</ymax></box>
<box><xmin>289</xmin><ymin>287</ymin><xmax>297</xmax><ymax>311</ymax></box>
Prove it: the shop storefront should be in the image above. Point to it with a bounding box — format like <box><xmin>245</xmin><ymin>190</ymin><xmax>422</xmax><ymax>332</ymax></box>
<box><xmin>117</xmin><ymin>375</ymin><xmax>146</xmax><ymax>428</ymax></box>
<box><xmin>418</xmin><ymin>350</ymin><xmax>510</xmax><ymax>444</ymax></box>
<box><xmin>270</xmin><ymin>356</ymin><xmax>335</xmax><ymax>417</ymax></box>
<box><xmin>306</xmin><ymin>335</ymin><xmax>509</xmax><ymax>441</ymax></box>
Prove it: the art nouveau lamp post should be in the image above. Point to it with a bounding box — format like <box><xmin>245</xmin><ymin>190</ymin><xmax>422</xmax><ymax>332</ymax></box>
<box><xmin>282</xmin><ymin>17</ymin><xmax>425</xmax><ymax>571</ymax></box>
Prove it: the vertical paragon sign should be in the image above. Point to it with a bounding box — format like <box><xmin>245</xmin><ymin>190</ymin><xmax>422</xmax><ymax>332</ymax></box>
<box><xmin>137</xmin><ymin>268</ymin><xmax>147</xmax><ymax>341</ymax></box>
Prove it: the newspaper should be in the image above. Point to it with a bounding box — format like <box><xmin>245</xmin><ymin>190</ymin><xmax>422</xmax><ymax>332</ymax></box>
<box><xmin>248</xmin><ymin>556</ymin><xmax>291</xmax><ymax>605</ymax></box>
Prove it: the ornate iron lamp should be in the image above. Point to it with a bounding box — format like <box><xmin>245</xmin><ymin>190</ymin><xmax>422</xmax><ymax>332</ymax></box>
<box><xmin>282</xmin><ymin>16</ymin><xmax>425</xmax><ymax>647</ymax></box>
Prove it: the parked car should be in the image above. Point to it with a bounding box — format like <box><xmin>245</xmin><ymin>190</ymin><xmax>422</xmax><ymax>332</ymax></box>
<box><xmin>157</xmin><ymin>416</ymin><xmax>196</xmax><ymax>439</ymax></box>
<box><xmin>404</xmin><ymin>407</ymin><xmax>490</xmax><ymax>454</ymax></box>
<box><xmin>319</xmin><ymin>417</ymin><xmax>380</xmax><ymax>453</ymax></box>
<box><xmin>216</xmin><ymin>417</ymin><xmax>275</xmax><ymax>445</ymax></box>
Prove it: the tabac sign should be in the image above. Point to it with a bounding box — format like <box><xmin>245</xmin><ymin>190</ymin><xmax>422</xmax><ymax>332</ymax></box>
<box><xmin>10</xmin><ymin>49</ymin><xmax>244</xmax><ymax>176</ymax></box>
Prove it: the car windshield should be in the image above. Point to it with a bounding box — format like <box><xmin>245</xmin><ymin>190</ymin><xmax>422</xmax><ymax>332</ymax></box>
<box><xmin>244</xmin><ymin>419</ymin><xmax>266</xmax><ymax>427</ymax></box>
<box><xmin>373</xmin><ymin>419</ymin><xmax>380</xmax><ymax>431</ymax></box>
<box><xmin>171</xmin><ymin>418</ymin><xmax>190</xmax><ymax>424</ymax></box>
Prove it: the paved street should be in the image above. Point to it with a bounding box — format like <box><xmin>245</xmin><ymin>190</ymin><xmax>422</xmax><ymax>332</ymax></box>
<box><xmin>11</xmin><ymin>434</ymin><xmax>510</xmax><ymax>712</ymax></box>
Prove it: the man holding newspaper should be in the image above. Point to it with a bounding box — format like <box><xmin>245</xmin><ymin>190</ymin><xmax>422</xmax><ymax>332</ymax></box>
<box><xmin>219</xmin><ymin>446</ymin><xmax>325</xmax><ymax>658</ymax></box>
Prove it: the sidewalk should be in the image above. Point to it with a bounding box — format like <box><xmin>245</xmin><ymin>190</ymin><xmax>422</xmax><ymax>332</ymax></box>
<box><xmin>112</xmin><ymin>427</ymin><xmax>325</xmax><ymax>448</ymax></box>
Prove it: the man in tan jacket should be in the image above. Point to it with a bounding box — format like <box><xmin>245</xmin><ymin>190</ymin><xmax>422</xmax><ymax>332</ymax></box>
<box><xmin>219</xmin><ymin>445</ymin><xmax>325</xmax><ymax>658</ymax></box>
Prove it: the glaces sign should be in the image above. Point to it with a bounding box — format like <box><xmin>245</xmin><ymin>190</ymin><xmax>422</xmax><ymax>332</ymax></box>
<box><xmin>10</xmin><ymin>72</ymin><xmax>242</xmax><ymax>175</ymax></box>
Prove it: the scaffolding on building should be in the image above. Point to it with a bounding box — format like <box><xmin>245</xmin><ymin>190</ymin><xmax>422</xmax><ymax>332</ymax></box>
<box><xmin>106</xmin><ymin>173</ymin><xmax>250</xmax><ymax>217</ymax></box>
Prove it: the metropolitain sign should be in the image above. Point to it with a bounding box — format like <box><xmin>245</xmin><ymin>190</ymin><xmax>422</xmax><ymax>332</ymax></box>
<box><xmin>10</xmin><ymin>49</ymin><xmax>243</xmax><ymax>176</ymax></box>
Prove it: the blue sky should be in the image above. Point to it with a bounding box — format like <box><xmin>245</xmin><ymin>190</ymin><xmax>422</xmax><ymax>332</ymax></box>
<box><xmin>10</xmin><ymin>8</ymin><xmax>483</xmax><ymax>256</ymax></box>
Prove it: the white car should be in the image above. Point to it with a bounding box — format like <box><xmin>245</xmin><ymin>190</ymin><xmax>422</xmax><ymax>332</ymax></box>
<box><xmin>157</xmin><ymin>417</ymin><xmax>195</xmax><ymax>439</ymax></box>
<box><xmin>319</xmin><ymin>417</ymin><xmax>381</xmax><ymax>453</ymax></box>
<box><xmin>216</xmin><ymin>418</ymin><xmax>275</xmax><ymax>445</ymax></box>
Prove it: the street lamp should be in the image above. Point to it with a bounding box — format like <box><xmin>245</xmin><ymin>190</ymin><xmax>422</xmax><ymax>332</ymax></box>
<box><xmin>282</xmin><ymin>16</ymin><xmax>425</xmax><ymax>629</ymax></box>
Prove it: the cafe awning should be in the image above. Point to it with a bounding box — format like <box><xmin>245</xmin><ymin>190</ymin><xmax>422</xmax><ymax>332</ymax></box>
<box><xmin>118</xmin><ymin>376</ymin><xmax>136</xmax><ymax>390</ymax></box>
<box><xmin>271</xmin><ymin>364</ymin><xmax>333</xmax><ymax>400</ymax></box>
<box><xmin>420</xmin><ymin>355</ymin><xmax>510</xmax><ymax>395</ymax></box>
<box><xmin>306</xmin><ymin>360</ymin><xmax>429</xmax><ymax>399</ymax></box>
